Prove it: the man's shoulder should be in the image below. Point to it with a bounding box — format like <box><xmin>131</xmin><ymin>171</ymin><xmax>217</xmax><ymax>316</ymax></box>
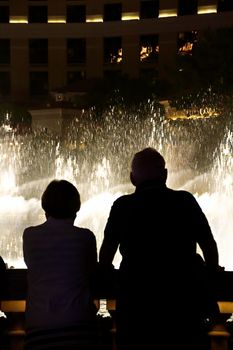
<box><xmin>167</xmin><ymin>187</ymin><xmax>194</xmax><ymax>198</ymax></box>
<box><xmin>23</xmin><ymin>222</ymin><xmax>45</xmax><ymax>234</ymax></box>
<box><xmin>113</xmin><ymin>192</ymin><xmax>135</xmax><ymax>205</ymax></box>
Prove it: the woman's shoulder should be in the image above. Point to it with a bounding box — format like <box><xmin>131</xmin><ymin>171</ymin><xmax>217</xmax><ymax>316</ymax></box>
<box><xmin>73</xmin><ymin>226</ymin><xmax>95</xmax><ymax>238</ymax></box>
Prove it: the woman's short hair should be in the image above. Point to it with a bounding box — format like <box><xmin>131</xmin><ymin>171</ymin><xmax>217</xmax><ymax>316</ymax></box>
<box><xmin>41</xmin><ymin>179</ymin><xmax>81</xmax><ymax>219</ymax></box>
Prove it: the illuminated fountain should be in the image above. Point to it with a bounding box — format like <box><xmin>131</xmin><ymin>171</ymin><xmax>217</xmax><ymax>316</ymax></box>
<box><xmin>0</xmin><ymin>97</ymin><xmax>232</xmax><ymax>270</ymax></box>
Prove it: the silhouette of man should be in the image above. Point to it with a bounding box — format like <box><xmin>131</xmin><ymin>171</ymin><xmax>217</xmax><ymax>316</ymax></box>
<box><xmin>99</xmin><ymin>147</ymin><xmax>220</xmax><ymax>350</ymax></box>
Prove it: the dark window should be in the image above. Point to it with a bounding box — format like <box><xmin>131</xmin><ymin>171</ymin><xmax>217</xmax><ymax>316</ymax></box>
<box><xmin>0</xmin><ymin>71</ymin><xmax>10</xmax><ymax>95</ymax></box>
<box><xmin>67</xmin><ymin>71</ymin><xmax>86</xmax><ymax>85</ymax></box>
<box><xmin>66</xmin><ymin>5</ymin><xmax>86</xmax><ymax>22</ymax></box>
<box><xmin>140</xmin><ymin>1</ymin><xmax>159</xmax><ymax>19</ymax></box>
<box><xmin>0</xmin><ymin>6</ymin><xmax>9</xmax><ymax>23</ymax></box>
<box><xmin>29</xmin><ymin>39</ymin><xmax>48</xmax><ymax>64</ymax></box>
<box><xmin>177</xmin><ymin>31</ymin><xmax>197</xmax><ymax>56</ymax></box>
<box><xmin>104</xmin><ymin>3</ymin><xmax>122</xmax><ymax>21</ymax></box>
<box><xmin>140</xmin><ymin>35</ymin><xmax>159</xmax><ymax>62</ymax></box>
<box><xmin>218</xmin><ymin>0</ymin><xmax>233</xmax><ymax>12</ymax></box>
<box><xmin>178</xmin><ymin>0</ymin><xmax>197</xmax><ymax>16</ymax></box>
<box><xmin>28</xmin><ymin>6</ymin><xmax>48</xmax><ymax>23</ymax></box>
<box><xmin>30</xmin><ymin>71</ymin><xmax>48</xmax><ymax>96</ymax></box>
<box><xmin>0</xmin><ymin>39</ymin><xmax>10</xmax><ymax>64</ymax></box>
<box><xmin>104</xmin><ymin>37</ymin><xmax>122</xmax><ymax>64</ymax></box>
<box><xmin>67</xmin><ymin>39</ymin><xmax>86</xmax><ymax>64</ymax></box>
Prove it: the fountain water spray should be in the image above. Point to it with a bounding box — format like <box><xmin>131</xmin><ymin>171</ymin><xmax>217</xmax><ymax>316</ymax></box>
<box><xmin>0</xmin><ymin>96</ymin><xmax>232</xmax><ymax>270</ymax></box>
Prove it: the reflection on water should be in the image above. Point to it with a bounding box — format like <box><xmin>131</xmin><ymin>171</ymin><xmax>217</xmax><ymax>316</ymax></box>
<box><xmin>0</xmin><ymin>98</ymin><xmax>232</xmax><ymax>270</ymax></box>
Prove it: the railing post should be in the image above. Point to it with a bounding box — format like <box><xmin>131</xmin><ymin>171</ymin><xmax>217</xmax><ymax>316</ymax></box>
<box><xmin>209</xmin><ymin>324</ymin><xmax>231</xmax><ymax>350</ymax></box>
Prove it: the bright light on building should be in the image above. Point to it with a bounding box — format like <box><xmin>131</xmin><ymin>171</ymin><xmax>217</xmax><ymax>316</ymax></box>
<box><xmin>48</xmin><ymin>17</ymin><xmax>66</xmax><ymax>23</ymax></box>
<box><xmin>10</xmin><ymin>16</ymin><xmax>28</xmax><ymax>24</ymax></box>
<box><xmin>198</xmin><ymin>5</ymin><xmax>217</xmax><ymax>15</ymax></box>
<box><xmin>122</xmin><ymin>12</ymin><xmax>139</xmax><ymax>21</ymax></box>
<box><xmin>86</xmin><ymin>15</ymin><xmax>103</xmax><ymax>23</ymax></box>
<box><xmin>159</xmin><ymin>9</ymin><xmax>177</xmax><ymax>18</ymax></box>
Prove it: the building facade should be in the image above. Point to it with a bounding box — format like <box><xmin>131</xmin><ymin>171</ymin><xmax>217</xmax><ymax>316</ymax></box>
<box><xmin>0</xmin><ymin>0</ymin><xmax>233</xmax><ymax>106</ymax></box>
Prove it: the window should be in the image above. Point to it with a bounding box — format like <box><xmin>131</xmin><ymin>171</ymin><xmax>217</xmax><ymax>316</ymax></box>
<box><xmin>0</xmin><ymin>6</ymin><xmax>9</xmax><ymax>23</ymax></box>
<box><xmin>104</xmin><ymin>37</ymin><xmax>122</xmax><ymax>64</ymax></box>
<box><xmin>140</xmin><ymin>35</ymin><xmax>159</xmax><ymax>63</ymax></box>
<box><xmin>29</xmin><ymin>39</ymin><xmax>48</xmax><ymax>64</ymax></box>
<box><xmin>140</xmin><ymin>1</ymin><xmax>159</xmax><ymax>19</ymax></box>
<box><xmin>178</xmin><ymin>0</ymin><xmax>197</xmax><ymax>16</ymax></box>
<box><xmin>67</xmin><ymin>71</ymin><xmax>86</xmax><ymax>85</ymax></box>
<box><xmin>0</xmin><ymin>71</ymin><xmax>10</xmax><ymax>95</ymax></box>
<box><xmin>177</xmin><ymin>31</ymin><xmax>197</xmax><ymax>56</ymax></box>
<box><xmin>218</xmin><ymin>0</ymin><xmax>233</xmax><ymax>12</ymax></box>
<box><xmin>0</xmin><ymin>39</ymin><xmax>10</xmax><ymax>64</ymax></box>
<box><xmin>28</xmin><ymin>6</ymin><xmax>48</xmax><ymax>23</ymax></box>
<box><xmin>67</xmin><ymin>39</ymin><xmax>86</xmax><ymax>64</ymax></box>
<box><xmin>30</xmin><ymin>71</ymin><xmax>48</xmax><ymax>96</ymax></box>
<box><xmin>66</xmin><ymin>5</ymin><xmax>86</xmax><ymax>22</ymax></box>
<box><xmin>104</xmin><ymin>3</ymin><xmax>122</xmax><ymax>21</ymax></box>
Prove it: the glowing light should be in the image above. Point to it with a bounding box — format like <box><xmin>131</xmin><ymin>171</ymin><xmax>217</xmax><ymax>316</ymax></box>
<box><xmin>10</xmin><ymin>17</ymin><xmax>28</xmax><ymax>24</ymax></box>
<box><xmin>48</xmin><ymin>17</ymin><xmax>66</xmax><ymax>23</ymax></box>
<box><xmin>86</xmin><ymin>15</ymin><xmax>103</xmax><ymax>23</ymax></box>
<box><xmin>140</xmin><ymin>45</ymin><xmax>159</xmax><ymax>62</ymax></box>
<box><xmin>198</xmin><ymin>5</ymin><xmax>217</xmax><ymax>14</ymax></box>
<box><xmin>122</xmin><ymin>12</ymin><xmax>139</xmax><ymax>21</ymax></box>
<box><xmin>110</xmin><ymin>48</ymin><xmax>122</xmax><ymax>63</ymax></box>
<box><xmin>159</xmin><ymin>100</ymin><xmax>220</xmax><ymax>120</ymax></box>
<box><xmin>159</xmin><ymin>9</ymin><xmax>177</xmax><ymax>18</ymax></box>
<box><xmin>179</xmin><ymin>42</ymin><xmax>193</xmax><ymax>55</ymax></box>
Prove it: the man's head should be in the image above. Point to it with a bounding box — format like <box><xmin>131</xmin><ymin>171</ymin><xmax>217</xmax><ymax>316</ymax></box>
<box><xmin>130</xmin><ymin>147</ymin><xmax>167</xmax><ymax>187</ymax></box>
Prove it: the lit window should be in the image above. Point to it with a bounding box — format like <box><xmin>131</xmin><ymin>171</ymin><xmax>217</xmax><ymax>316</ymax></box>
<box><xmin>140</xmin><ymin>35</ymin><xmax>159</xmax><ymax>62</ymax></box>
<box><xmin>104</xmin><ymin>37</ymin><xmax>122</xmax><ymax>64</ymax></box>
<box><xmin>177</xmin><ymin>31</ymin><xmax>197</xmax><ymax>56</ymax></box>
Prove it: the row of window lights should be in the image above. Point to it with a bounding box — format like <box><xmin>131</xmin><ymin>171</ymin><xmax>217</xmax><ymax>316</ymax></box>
<box><xmin>1</xmin><ymin>38</ymin><xmax>195</xmax><ymax>64</ymax></box>
<box><xmin>5</xmin><ymin>5</ymin><xmax>217</xmax><ymax>24</ymax></box>
<box><xmin>0</xmin><ymin>45</ymin><xmax>192</xmax><ymax>66</ymax></box>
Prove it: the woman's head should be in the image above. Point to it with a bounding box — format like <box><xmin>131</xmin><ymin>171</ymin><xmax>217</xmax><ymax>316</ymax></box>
<box><xmin>41</xmin><ymin>179</ymin><xmax>81</xmax><ymax>219</ymax></box>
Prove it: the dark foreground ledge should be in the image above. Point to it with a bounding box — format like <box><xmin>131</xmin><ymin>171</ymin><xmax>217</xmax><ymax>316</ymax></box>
<box><xmin>1</xmin><ymin>269</ymin><xmax>233</xmax><ymax>350</ymax></box>
<box><xmin>3</xmin><ymin>268</ymin><xmax>233</xmax><ymax>301</ymax></box>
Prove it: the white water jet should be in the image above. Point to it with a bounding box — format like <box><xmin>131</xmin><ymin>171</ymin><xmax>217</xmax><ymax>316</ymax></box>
<box><xmin>0</xmin><ymin>98</ymin><xmax>232</xmax><ymax>270</ymax></box>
